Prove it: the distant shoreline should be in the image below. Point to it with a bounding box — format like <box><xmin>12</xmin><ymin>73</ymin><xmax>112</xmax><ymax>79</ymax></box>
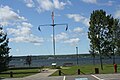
<box><xmin>9</xmin><ymin>55</ymin><xmax>120</xmax><ymax>68</ymax></box>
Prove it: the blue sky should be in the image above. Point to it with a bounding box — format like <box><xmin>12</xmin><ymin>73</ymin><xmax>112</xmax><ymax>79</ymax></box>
<box><xmin>0</xmin><ymin>0</ymin><xmax>120</xmax><ymax>56</ymax></box>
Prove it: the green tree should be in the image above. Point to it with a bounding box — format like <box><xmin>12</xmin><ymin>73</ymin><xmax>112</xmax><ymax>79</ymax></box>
<box><xmin>105</xmin><ymin>17</ymin><xmax>120</xmax><ymax>64</ymax></box>
<box><xmin>101</xmin><ymin>15</ymin><xmax>114</xmax><ymax>58</ymax></box>
<box><xmin>88</xmin><ymin>10</ymin><xmax>113</xmax><ymax>70</ymax></box>
<box><xmin>88</xmin><ymin>9</ymin><xmax>120</xmax><ymax>69</ymax></box>
<box><xmin>0</xmin><ymin>26</ymin><xmax>10</xmax><ymax>72</ymax></box>
<box><xmin>25</xmin><ymin>55</ymin><xmax>32</xmax><ymax>67</ymax></box>
<box><xmin>109</xmin><ymin>18</ymin><xmax>119</xmax><ymax>64</ymax></box>
<box><xmin>114</xmin><ymin>20</ymin><xmax>120</xmax><ymax>56</ymax></box>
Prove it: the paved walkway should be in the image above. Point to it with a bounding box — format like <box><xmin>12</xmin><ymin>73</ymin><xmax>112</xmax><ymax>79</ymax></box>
<box><xmin>2</xmin><ymin>69</ymin><xmax>58</xmax><ymax>80</ymax></box>
<box><xmin>23</xmin><ymin>69</ymin><xmax>58</xmax><ymax>80</ymax></box>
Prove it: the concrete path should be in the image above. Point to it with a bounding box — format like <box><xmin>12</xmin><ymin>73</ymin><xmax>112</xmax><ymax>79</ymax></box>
<box><xmin>2</xmin><ymin>69</ymin><xmax>58</xmax><ymax>80</ymax></box>
<box><xmin>23</xmin><ymin>69</ymin><xmax>58</xmax><ymax>80</ymax></box>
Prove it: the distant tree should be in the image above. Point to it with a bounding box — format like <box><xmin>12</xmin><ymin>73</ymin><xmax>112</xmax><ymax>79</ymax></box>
<box><xmin>0</xmin><ymin>25</ymin><xmax>11</xmax><ymax>72</ymax></box>
<box><xmin>25</xmin><ymin>55</ymin><xmax>32</xmax><ymax>67</ymax></box>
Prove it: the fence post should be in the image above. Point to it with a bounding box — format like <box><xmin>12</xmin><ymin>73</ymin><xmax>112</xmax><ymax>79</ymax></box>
<box><xmin>95</xmin><ymin>68</ymin><xmax>99</xmax><ymax>74</ymax></box>
<box><xmin>59</xmin><ymin>70</ymin><xmax>61</xmax><ymax>76</ymax></box>
<box><xmin>10</xmin><ymin>71</ymin><xmax>13</xmax><ymax>77</ymax></box>
<box><xmin>78</xmin><ymin>69</ymin><xmax>80</xmax><ymax>75</ymax></box>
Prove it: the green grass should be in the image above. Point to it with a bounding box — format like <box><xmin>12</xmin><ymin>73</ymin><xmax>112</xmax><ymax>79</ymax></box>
<box><xmin>3</xmin><ymin>69</ymin><xmax>39</xmax><ymax>73</ymax></box>
<box><xmin>1</xmin><ymin>64</ymin><xmax>120</xmax><ymax>78</ymax></box>
<box><xmin>0</xmin><ymin>68</ymin><xmax>40</xmax><ymax>78</ymax></box>
<box><xmin>51</xmin><ymin>64</ymin><xmax>120</xmax><ymax>76</ymax></box>
<box><xmin>0</xmin><ymin>73</ymin><xmax>34</xmax><ymax>78</ymax></box>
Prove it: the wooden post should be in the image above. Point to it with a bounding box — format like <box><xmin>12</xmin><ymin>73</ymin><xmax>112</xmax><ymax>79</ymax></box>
<box><xmin>78</xmin><ymin>69</ymin><xmax>80</xmax><ymax>75</ymax></box>
<box><xmin>10</xmin><ymin>71</ymin><xmax>13</xmax><ymax>77</ymax></box>
<box><xmin>59</xmin><ymin>70</ymin><xmax>61</xmax><ymax>76</ymax></box>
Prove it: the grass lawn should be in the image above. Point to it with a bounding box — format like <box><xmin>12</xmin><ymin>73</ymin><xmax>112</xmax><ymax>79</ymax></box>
<box><xmin>0</xmin><ymin>68</ymin><xmax>40</xmax><ymax>78</ymax></box>
<box><xmin>51</xmin><ymin>64</ymin><xmax>120</xmax><ymax>76</ymax></box>
<box><xmin>1</xmin><ymin>64</ymin><xmax>120</xmax><ymax>78</ymax></box>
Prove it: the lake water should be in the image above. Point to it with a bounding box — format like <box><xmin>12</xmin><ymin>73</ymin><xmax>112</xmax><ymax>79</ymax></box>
<box><xmin>9</xmin><ymin>56</ymin><xmax>120</xmax><ymax>67</ymax></box>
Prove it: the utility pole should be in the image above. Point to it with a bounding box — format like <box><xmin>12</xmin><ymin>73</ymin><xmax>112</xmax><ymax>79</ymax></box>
<box><xmin>38</xmin><ymin>12</ymin><xmax>68</xmax><ymax>63</ymax></box>
<box><xmin>76</xmin><ymin>47</ymin><xmax>79</xmax><ymax>65</ymax></box>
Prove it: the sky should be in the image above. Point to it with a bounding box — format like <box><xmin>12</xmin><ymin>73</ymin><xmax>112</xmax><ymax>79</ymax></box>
<box><xmin>0</xmin><ymin>0</ymin><xmax>120</xmax><ymax>56</ymax></box>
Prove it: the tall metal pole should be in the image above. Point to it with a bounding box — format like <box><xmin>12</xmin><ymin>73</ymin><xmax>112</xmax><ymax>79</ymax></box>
<box><xmin>38</xmin><ymin>12</ymin><xmax>68</xmax><ymax>63</ymax></box>
<box><xmin>53</xmin><ymin>26</ymin><xmax>56</xmax><ymax>60</ymax></box>
<box><xmin>52</xmin><ymin>12</ymin><xmax>56</xmax><ymax>61</ymax></box>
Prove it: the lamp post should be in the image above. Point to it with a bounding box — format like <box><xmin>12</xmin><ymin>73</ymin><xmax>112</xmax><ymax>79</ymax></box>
<box><xmin>76</xmin><ymin>47</ymin><xmax>78</xmax><ymax>65</ymax></box>
<box><xmin>97</xmin><ymin>34</ymin><xmax>103</xmax><ymax>70</ymax></box>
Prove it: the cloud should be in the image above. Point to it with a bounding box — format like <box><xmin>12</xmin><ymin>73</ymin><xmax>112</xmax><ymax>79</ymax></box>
<box><xmin>54</xmin><ymin>0</ymin><xmax>66</xmax><ymax>9</ymax></box>
<box><xmin>23</xmin><ymin>0</ymin><xmax>71</xmax><ymax>13</ymax></box>
<box><xmin>7</xmin><ymin>22</ymin><xmax>44</xmax><ymax>45</ymax></box>
<box><xmin>9</xmin><ymin>34</ymin><xmax>44</xmax><ymax>44</ymax></box>
<box><xmin>115</xmin><ymin>10</ymin><xmax>120</xmax><ymax>18</ymax></box>
<box><xmin>105</xmin><ymin>1</ymin><xmax>114</xmax><ymax>6</ymax></box>
<box><xmin>81</xmin><ymin>0</ymin><xmax>114</xmax><ymax>6</ymax></box>
<box><xmin>73</xmin><ymin>27</ymin><xmax>83</xmax><ymax>33</ymax></box>
<box><xmin>0</xmin><ymin>5</ymin><xmax>27</xmax><ymax>26</ymax></box>
<box><xmin>36</xmin><ymin>0</ymin><xmax>53</xmax><ymax>12</ymax></box>
<box><xmin>67</xmin><ymin>0</ymin><xmax>72</xmax><ymax>5</ymax></box>
<box><xmin>66</xmin><ymin>14</ymin><xmax>89</xmax><ymax>27</ymax></box>
<box><xmin>36</xmin><ymin>0</ymin><xmax>68</xmax><ymax>12</ymax></box>
<box><xmin>24</xmin><ymin>0</ymin><xmax>35</xmax><ymax>8</ymax></box>
<box><xmin>7</xmin><ymin>22</ymin><xmax>32</xmax><ymax>36</ymax></box>
<box><xmin>114</xmin><ymin>10</ymin><xmax>120</xmax><ymax>19</ymax></box>
<box><xmin>54</xmin><ymin>30</ymin><xmax>82</xmax><ymax>46</ymax></box>
<box><xmin>53</xmin><ymin>27</ymin><xmax>85</xmax><ymax>46</ymax></box>
<box><xmin>72</xmin><ymin>27</ymin><xmax>85</xmax><ymax>37</ymax></box>
<box><xmin>98</xmin><ymin>1</ymin><xmax>114</xmax><ymax>6</ymax></box>
<box><xmin>55</xmin><ymin>32</ymin><xmax>68</xmax><ymax>42</ymax></box>
<box><xmin>67</xmin><ymin>14</ymin><xmax>82</xmax><ymax>22</ymax></box>
<box><xmin>0</xmin><ymin>5</ymin><xmax>44</xmax><ymax>45</ymax></box>
<box><xmin>64</xmin><ymin>38</ymin><xmax>80</xmax><ymax>46</ymax></box>
<box><xmin>81</xmin><ymin>0</ymin><xmax>97</xmax><ymax>4</ymax></box>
